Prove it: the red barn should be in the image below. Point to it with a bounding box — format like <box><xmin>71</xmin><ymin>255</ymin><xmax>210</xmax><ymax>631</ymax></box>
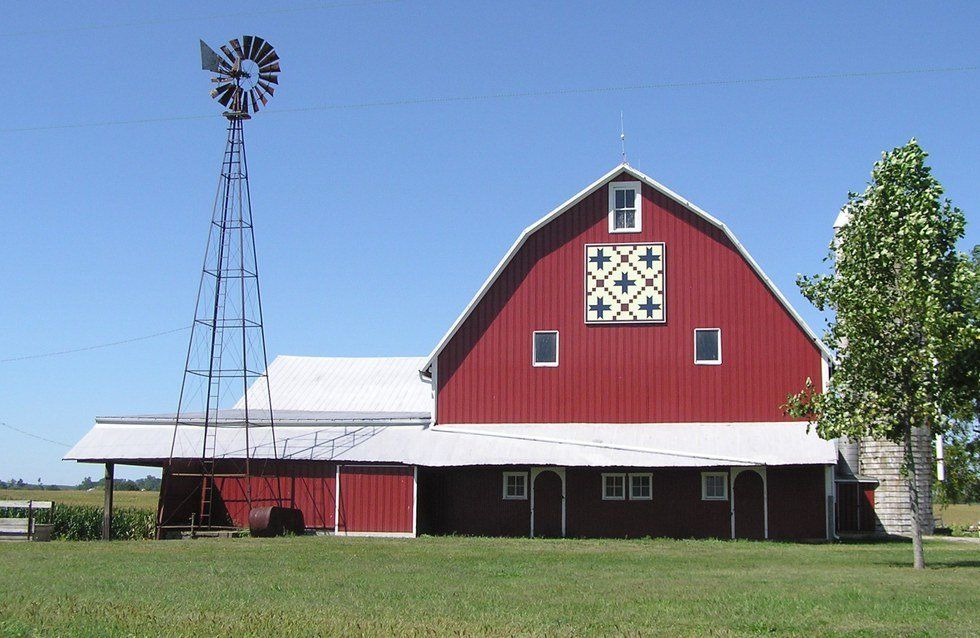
<box><xmin>68</xmin><ymin>164</ymin><xmax>843</xmax><ymax>540</ymax></box>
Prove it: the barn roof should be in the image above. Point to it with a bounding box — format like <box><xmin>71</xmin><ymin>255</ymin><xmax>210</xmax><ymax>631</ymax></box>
<box><xmin>65</xmin><ymin>421</ymin><xmax>835</xmax><ymax>468</ymax></box>
<box><xmin>233</xmin><ymin>355</ymin><xmax>432</xmax><ymax>414</ymax></box>
<box><xmin>422</xmin><ymin>163</ymin><xmax>832</xmax><ymax>373</ymax></box>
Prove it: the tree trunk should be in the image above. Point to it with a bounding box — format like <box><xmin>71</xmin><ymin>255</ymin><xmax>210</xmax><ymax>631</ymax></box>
<box><xmin>903</xmin><ymin>425</ymin><xmax>925</xmax><ymax>569</ymax></box>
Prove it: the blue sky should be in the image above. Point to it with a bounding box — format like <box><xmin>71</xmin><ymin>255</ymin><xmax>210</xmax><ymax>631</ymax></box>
<box><xmin>1</xmin><ymin>1</ymin><xmax>978</xmax><ymax>484</ymax></box>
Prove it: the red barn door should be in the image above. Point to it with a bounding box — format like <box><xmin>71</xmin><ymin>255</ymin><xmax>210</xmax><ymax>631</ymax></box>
<box><xmin>337</xmin><ymin>465</ymin><xmax>416</xmax><ymax>536</ymax></box>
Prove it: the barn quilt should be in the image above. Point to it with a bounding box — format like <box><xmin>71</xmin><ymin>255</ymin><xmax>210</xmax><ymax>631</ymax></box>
<box><xmin>585</xmin><ymin>243</ymin><xmax>665</xmax><ymax>323</ymax></box>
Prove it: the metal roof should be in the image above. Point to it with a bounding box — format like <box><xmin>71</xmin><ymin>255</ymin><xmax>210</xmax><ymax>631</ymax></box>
<box><xmin>233</xmin><ymin>355</ymin><xmax>432</xmax><ymax>413</ymax></box>
<box><xmin>65</xmin><ymin>421</ymin><xmax>835</xmax><ymax>468</ymax></box>
<box><xmin>423</xmin><ymin>163</ymin><xmax>833</xmax><ymax>372</ymax></box>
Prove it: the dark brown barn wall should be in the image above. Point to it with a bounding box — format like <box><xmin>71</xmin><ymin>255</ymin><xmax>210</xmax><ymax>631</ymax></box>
<box><xmin>420</xmin><ymin>465</ymin><xmax>826</xmax><ymax>540</ymax></box>
<box><xmin>565</xmin><ymin>467</ymin><xmax>730</xmax><ymax>538</ymax></box>
<box><xmin>767</xmin><ymin>464</ymin><xmax>827</xmax><ymax>539</ymax></box>
<box><xmin>418</xmin><ymin>467</ymin><xmax>531</xmax><ymax>536</ymax></box>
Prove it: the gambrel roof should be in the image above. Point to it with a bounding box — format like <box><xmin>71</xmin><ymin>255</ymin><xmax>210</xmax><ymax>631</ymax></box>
<box><xmin>422</xmin><ymin>163</ymin><xmax>832</xmax><ymax>373</ymax></box>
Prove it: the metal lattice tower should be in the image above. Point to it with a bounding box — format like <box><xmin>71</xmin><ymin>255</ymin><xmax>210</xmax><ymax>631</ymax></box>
<box><xmin>157</xmin><ymin>37</ymin><xmax>282</xmax><ymax>536</ymax></box>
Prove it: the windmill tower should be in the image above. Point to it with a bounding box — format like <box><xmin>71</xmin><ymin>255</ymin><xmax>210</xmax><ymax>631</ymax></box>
<box><xmin>156</xmin><ymin>36</ymin><xmax>282</xmax><ymax>536</ymax></box>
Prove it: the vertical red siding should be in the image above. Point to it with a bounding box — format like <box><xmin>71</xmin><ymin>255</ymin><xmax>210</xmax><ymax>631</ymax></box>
<box><xmin>437</xmin><ymin>173</ymin><xmax>823</xmax><ymax>423</ymax></box>
<box><xmin>214</xmin><ymin>460</ymin><xmax>336</xmax><ymax>529</ymax></box>
<box><xmin>337</xmin><ymin>465</ymin><xmax>415</xmax><ymax>534</ymax></box>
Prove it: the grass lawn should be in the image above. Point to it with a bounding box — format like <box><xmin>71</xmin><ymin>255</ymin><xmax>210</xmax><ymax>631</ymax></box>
<box><xmin>0</xmin><ymin>489</ymin><xmax>158</xmax><ymax>510</ymax></box>
<box><xmin>0</xmin><ymin>536</ymin><xmax>977</xmax><ymax>637</ymax></box>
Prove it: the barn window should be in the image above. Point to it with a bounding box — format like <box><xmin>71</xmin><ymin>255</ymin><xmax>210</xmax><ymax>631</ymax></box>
<box><xmin>503</xmin><ymin>472</ymin><xmax>528</xmax><ymax>500</ymax></box>
<box><xmin>602</xmin><ymin>473</ymin><xmax>626</xmax><ymax>500</ymax></box>
<box><xmin>608</xmin><ymin>182</ymin><xmax>642</xmax><ymax>233</ymax></box>
<box><xmin>694</xmin><ymin>328</ymin><xmax>722</xmax><ymax>365</ymax></box>
<box><xmin>629</xmin><ymin>473</ymin><xmax>652</xmax><ymax>500</ymax></box>
<box><xmin>701</xmin><ymin>472</ymin><xmax>728</xmax><ymax>500</ymax></box>
<box><xmin>532</xmin><ymin>331</ymin><xmax>559</xmax><ymax>367</ymax></box>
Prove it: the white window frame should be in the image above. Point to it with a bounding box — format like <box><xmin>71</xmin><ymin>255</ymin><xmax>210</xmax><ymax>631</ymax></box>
<box><xmin>502</xmin><ymin>471</ymin><xmax>528</xmax><ymax>500</ymax></box>
<box><xmin>694</xmin><ymin>328</ymin><xmax>722</xmax><ymax>365</ymax></box>
<box><xmin>532</xmin><ymin>330</ymin><xmax>559</xmax><ymax>367</ymax></box>
<box><xmin>628</xmin><ymin>473</ymin><xmax>653</xmax><ymax>500</ymax></box>
<box><xmin>701</xmin><ymin>471</ymin><xmax>729</xmax><ymax>501</ymax></box>
<box><xmin>601</xmin><ymin>473</ymin><xmax>626</xmax><ymax>500</ymax></box>
<box><xmin>608</xmin><ymin>181</ymin><xmax>642</xmax><ymax>234</ymax></box>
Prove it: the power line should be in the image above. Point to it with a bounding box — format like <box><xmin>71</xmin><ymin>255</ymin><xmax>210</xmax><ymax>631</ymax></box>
<box><xmin>1</xmin><ymin>326</ymin><xmax>190</xmax><ymax>363</ymax></box>
<box><xmin>2</xmin><ymin>64</ymin><xmax>975</xmax><ymax>134</ymax></box>
<box><xmin>0</xmin><ymin>422</ymin><xmax>71</xmax><ymax>448</ymax></box>
<box><xmin>0</xmin><ymin>0</ymin><xmax>402</xmax><ymax>38</ymax></box>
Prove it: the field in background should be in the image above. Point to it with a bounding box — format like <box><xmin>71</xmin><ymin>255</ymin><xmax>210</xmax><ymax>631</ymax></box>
<box><xmin>0</xmin><ymin>489</ymin><xmax>158</xmax><ymax>510</ymax></box>
<box><xmin>936</xmin><ymin>503</ymin><xmax>980</xmax><ymax>528</ymax></box>
<box><xmin>0</xmin><ymin>536</ymin><xmax>977</xmax><ymax>637</ymax></box>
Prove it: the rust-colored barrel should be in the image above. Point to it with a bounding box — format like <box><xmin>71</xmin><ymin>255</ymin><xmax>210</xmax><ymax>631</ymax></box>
<box><xmin>248</xmin><ymin>506</ymin><xmax>305</xmax><ymax>537</ymax></box>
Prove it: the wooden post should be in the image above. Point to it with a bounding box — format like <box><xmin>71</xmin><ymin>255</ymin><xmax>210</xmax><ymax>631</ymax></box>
<box><xmin>102</xmin><ymin>463</ymin><xmax>114</xmax><ymax>541</ymax></box>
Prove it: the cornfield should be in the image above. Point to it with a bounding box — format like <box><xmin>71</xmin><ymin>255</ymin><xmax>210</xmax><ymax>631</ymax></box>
<box><xmin>0</xmin><ymin>505</ymin><xmax>155</xmax><ymax>540</ymax></box>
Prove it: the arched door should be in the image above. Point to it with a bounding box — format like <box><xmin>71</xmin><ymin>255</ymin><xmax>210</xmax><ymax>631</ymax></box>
<box><xmin>733</xmin><ymin>470</ymin><xmax>765</xmax><ymax>540</ymax></box>
<box><xmin>532</xmin><ymin>470</ymin><xmax>564</xmax><ymax>538</ymax></box>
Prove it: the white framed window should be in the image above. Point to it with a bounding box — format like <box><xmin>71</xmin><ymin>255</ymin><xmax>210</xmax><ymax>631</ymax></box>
<box><xmin>629</xmin><ymin>473</ymin><xmax>652</xmax><ymax>500</ymax></box>
<box><xmin>602</xmin><ymin>473</ymin><xmax>626</xmax><ymax>500</ymax></box>
<box><xmin>532</xmin><ymin>331</ymin><xmax>559</xmax><ymax>367</ymax></box>
<box><xmin>701</xmin><ymin>472</ymin><xmax>728</xmax><ymax>501</ymax></box>
<box><xmin>694</xmin><ymin>328</ymin><xmax>722</xmax><ymax>365</ymax></box>
<box><xmin>502</xmin><ymin>472</ymin><xmax>528</xmax><ymax>500</ymax></box>
<box><xmin>608</xmin><ymin>181</ymin><xmax>642</xmax><ymax>233</ymax></box>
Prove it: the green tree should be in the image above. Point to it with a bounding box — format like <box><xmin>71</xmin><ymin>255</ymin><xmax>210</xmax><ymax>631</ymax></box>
<box><xmin>786</xmin><ymin>141</ymin><xmax>980</xmax><ymax>569</ymax></box>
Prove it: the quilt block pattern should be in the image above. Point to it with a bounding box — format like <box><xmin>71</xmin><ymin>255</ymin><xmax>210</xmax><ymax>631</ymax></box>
<box><xmin>585</xmin><ymin>243</ymin><xmax>665</xmax><ymax>323</ymax></box>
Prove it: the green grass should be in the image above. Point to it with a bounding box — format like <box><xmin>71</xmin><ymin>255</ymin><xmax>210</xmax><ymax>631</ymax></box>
<box><xmin>0</xmin><ymin>536</ymin><xmax>977</xmax><ymax>637</ymax></box>
<box><xmin>935</xmin><ymin>503</ymin><xmax>980</xmax><ymax>528</ymax></box>
<box><xmin>0</xmin><ymin>489</ymin><xmax>158</xmax><ymax>510</ymax></box>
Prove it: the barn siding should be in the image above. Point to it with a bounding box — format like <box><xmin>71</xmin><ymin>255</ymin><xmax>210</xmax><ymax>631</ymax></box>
<box><xmin>437</xmin><ymin>173</ymin><xmax>823</xmax><ymax>424</ymax></box>
<box><xmin>215</xmin><ymin>460</ymin><xmax>337</xmax><ymax>529</ymax></box>
<box><xmin>337</xmin><ymin>465</ymin><xmax>415</xmax><ymax>534</ymax></box>
<box><xmin>766</xmin><ymin>465</ymin><xmax>827</xmax><ymax>539</ymax></box>
<box><xmin>419</xmin><ymin>465</ymin><xmax>827</xmax><ymax>540</ymax></box>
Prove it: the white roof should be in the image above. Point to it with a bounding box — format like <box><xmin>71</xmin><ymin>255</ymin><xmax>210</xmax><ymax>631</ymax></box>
<box><xmin>234</xmin><ymin>355</ymin><xmax>432</xmax><ymax>413</ymax></box>
<box><xmin>423</xmin><ymin>163</ymin><xmax>832</xmax><ymax>371</ymax></box>
<box><xmin>65</xmin><ymin>421</ymin><xmax>835</xmax><ymax>468</ymax></box>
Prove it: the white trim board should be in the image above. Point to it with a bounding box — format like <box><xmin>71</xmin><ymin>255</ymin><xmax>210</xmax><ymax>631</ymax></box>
<box><xmin>421</xmin><ymin>163</ymin><xmax>832</xmax><ymax>374</ymax></box>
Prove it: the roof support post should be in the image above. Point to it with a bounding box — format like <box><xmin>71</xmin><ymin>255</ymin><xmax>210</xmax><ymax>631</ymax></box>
<box><xmin>102</xmin><ymin>462</ymin><xmax>114</xmax><ymax>540</ymax></box>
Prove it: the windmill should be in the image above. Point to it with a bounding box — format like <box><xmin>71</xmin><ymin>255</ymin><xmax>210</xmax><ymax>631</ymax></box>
<box><xmin>156</xmin><ymin>37</ymin><xmax>282</xmax><ymax>537</ymax></box>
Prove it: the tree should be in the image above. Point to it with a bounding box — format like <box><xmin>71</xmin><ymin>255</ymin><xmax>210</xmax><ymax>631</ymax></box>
<box><xmin>786</xmin><ymin>140</ymin><xmax>980</xmax><ymax>569</ymax></box>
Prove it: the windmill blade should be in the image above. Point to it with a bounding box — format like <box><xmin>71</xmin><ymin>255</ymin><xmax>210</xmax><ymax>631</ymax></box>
<box><xmin>257</xmin><ymin>48</ymin><xmax>279</xmax><ymax>67</ymax></box>
<box><xmin>230</xmin><ymin>38</ymin><xmax>245</xmax><ymax>59</ymax></box>
<box><xmin>258</xmin><ymin>73</ymin><xmax>279</xmax><ymax>85</ymax></box>
<box><xmin>257</xmin><ymin>81</ymin><xmax>276</xmax><ymax>96</ymax></box>
<box><xmin>259</xmin><ymin>61</ymin><xmax>280</xmax><ymax>74</ymax></box>
<box><xmin>200</xmin><ymin>40</ymin><xmax>225</xmax><ymax>72</ymax></box>
<box><xmin>253</xmin><ymin>41</ymin><xmax>273</xmax><ymax>64</ymax></box>
<box><xmin>249</xmin><ymin>90</ymin><xmax>260</xmax><ymax>113</ymax></box>
<box><xmin>247</xmin><ymin>37</ymin><xmax>266</xmax><ymax>61</ymax></box>
<box><xmin>255</xmin><ymin>88</ymin><xmax>268</xmax><ymax>106</ymax></box>
<box><xmin>216</xmin><ymin>85</ymin><xmax>236</xmax><ymax>107</ymax></box>
<box><xmin>220</xmin><ymin>44</ymin><xmax>236</xmax><ymax>63</ymax></box>
<box><xmin>242</xmin><ymin>36</ymin><xmax>255</xmax><ymax>60</ymax></box>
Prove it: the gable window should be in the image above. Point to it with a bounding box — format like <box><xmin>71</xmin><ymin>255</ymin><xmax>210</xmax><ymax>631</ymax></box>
<box><xmin>503</xmin><ymin>472</ymin><xmax>528</xmax><ymax>500</ymax></box>
<box><xmin>602</xmin><ymin>473</ymin><xmax>626</xmax><ymax>500</ymax></box>
<box><xmin>629</xmin><ymin>473</ymin><xmax>652</xmax><ymax>500</ymax></box>
<box><xmin>694</xmin><ymin>328</ymin><xmax>722</xmax><ymax>365</ymax></box>
<box><xmin>608</xmin><ymin>181</ymin><xmax>642</xmax><ymax>233</ymax></box>
<box><xmin>701</xmin><ymin>472</ymin><xmax>728</xmax><ymax>501</ymax></box>
<box><xmin>532</xmin><ymin>331</ymin><xmax>559</xmax><ymax>367</ymax></box>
